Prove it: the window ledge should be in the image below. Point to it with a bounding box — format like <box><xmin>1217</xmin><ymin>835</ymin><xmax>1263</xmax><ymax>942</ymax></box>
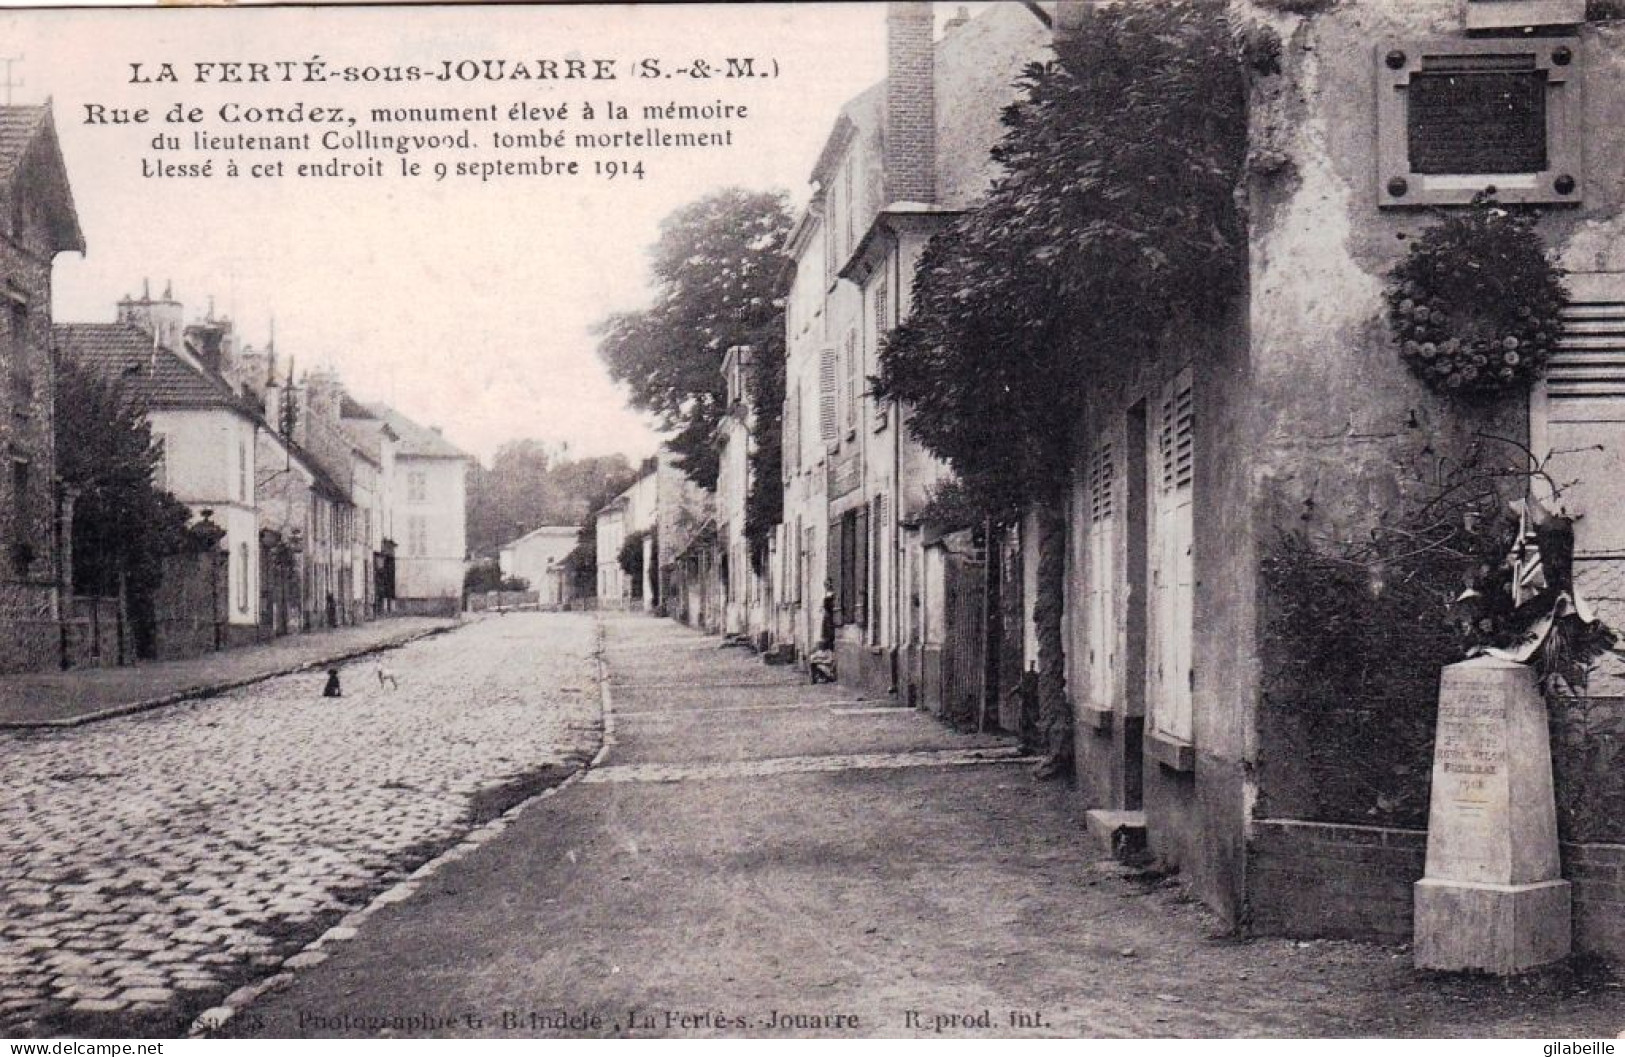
<box><xmin>1147</xmin><ymin>730</ymin><xmax>1194</xmax><ymax>772</ymax></box>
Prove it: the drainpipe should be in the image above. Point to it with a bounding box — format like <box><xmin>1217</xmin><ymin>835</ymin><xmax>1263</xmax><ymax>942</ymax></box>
<box><xmin>890</xmin><ymin>229</ymin><xmax>905</xmax><ymax>698</ymax></box>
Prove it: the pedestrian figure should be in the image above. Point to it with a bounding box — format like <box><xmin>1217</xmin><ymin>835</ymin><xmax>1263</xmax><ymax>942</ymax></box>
<box><xmin>809</xmin><ymin>581</ymin><xmax>837</xmax><ymax>684</ymax></box>
<box><xmin>323</xmin><ymin>667</ymin><xmax>343</xmax><ymax>698</ymax></box>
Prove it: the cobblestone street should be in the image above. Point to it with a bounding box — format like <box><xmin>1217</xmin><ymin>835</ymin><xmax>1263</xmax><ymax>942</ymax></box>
<box><xmin>0</xmin><ymin>612</ymin><xmax>602</xmax><ymax>1037</ymax></box>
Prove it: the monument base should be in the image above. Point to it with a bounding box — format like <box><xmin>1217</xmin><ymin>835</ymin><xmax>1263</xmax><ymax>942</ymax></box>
<box><xmin>1413</xmin><ymin>877</ymin><xmax>1571</xmax><ymax>974</ymax></box>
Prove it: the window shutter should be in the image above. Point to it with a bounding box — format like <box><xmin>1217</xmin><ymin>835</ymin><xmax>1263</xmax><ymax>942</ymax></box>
<box><xmin>854</xmin><ymin>504</ymin><xmax>869</xmax><ymax>628</ymax></box>
<box><xmin>1087</xmin><ymin>432</ymin><xmax>1117</xmax><ymax>708</ymax></box>
<box><xmin>1151</xmin><ymin>370</ymin><xmax>1195</xmax><ymax>743</ymax></box>
<box><xmin>1090</xmin><ymin>438</ymin><xmax>1115</xmax><ymax>524</ymax></box>
<box><xmin>785</xmin><ymin>387</ymin><xmax>800</xmax><ymax>472</ymax></box>
<box><xmin>1159</xmin><ymin>379</ymin><xmax>1194</xmax><ymax>493</ymax></box>
<box><xmin>828</xmin><ymin>516</ymin><xmax>843</xmax><ymax>620</ymax></box>
<box><xmin>872</xmin><ymin>493</ymin><xmax>888</xmax><ymax>640</ymax></box>
<box><xmin>819</xmin><ymin>347</ymin><xmax>838</xmax><ymax>444</ymax></box>
<box><xmin>845</xmin><ymin>331</ymin><xmax>859</xmax><ymax>430</ymax></box>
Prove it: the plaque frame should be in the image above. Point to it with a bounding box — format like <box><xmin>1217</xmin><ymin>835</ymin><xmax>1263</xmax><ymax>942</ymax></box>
<box><xmin>1377</xmin><ymin>38</ymin><xmax>1582</xmax><ymax>209</ymax></box>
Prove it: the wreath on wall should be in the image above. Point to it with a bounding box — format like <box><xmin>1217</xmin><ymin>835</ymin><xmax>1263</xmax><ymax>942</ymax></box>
<box><xmin>1386</xmin><ymin>197</ymin><xmax>1568</xmax><ymax>398</ymax></box>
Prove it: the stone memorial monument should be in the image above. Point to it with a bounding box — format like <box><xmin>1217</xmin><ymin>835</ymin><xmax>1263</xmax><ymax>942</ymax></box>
<box><xmin>1414</xmin><ymin>656</ymin><xmax>1571</xmax><ymax>973</ymax></box>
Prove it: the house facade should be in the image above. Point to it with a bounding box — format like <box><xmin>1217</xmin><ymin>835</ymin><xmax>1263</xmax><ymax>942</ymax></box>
<box><xmin>368</xmin><ymin>403</ymin><xmax>468</xmax><ymax>615</ymax></box>
<box><xmin>716</xmin><ymin>344</ymin><xmax>764</xmax><ymax>637</ymax></box>
<box><xmin>651</xmin><ymin>447</ymin><xmax>715</xmax><ymax>627</ymax></box>
<box><xmin>0</xmin><ymin>105</ymin><xmax>83</xmax><ymax>673</ymax></box>
<box><xmin>56</xmin><ymin>307</ymin><xmax>264</xmax><ymax>643</ymax></box>
<box><xmin>596</xmin><ymin>460</ymin><xmax>658</xmax><ymax>608</ymax></box>
<box><xmin>1038</xmin><ymin>0</ymin><xmax>1625</xmax><ymax>960</ymax></box>
<box><xmin>499</xmin><ymin>525</ymin><xmax>576</xmax><ymax>606</ymax></box>
<box><xmin>780</xmin><ymin>2</ymin><xmax>1050</xmax><ymax>694</ymax></box>
<box><xmin>341</xmin><ymin>398</ymin><xmax>399</xmax><ymax>616</ymax></box>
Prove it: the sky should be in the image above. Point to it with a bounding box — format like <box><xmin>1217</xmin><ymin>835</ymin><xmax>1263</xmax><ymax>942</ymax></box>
<box><xmin>0</xmin><ymin>3</ymin><xmax>947</xmax><ymax>466</ymax></box>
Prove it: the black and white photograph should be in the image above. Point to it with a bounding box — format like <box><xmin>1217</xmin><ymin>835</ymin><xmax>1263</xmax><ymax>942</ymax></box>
<box><xmin>0</xmin><ymin>0</ymin><xmax>1623</xmax><ymax>1043</ymax></box>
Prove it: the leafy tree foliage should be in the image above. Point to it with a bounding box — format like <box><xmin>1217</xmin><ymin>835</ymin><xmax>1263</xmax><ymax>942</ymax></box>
<box><xmin>466</xmin><ymin>440</ymin><xmax>633</xmax><ymax>558</ymax></box>
<box><xmin>876</xmin><ymin>0</ymin><xmax>1248</xmax><ymax>766</ymax></box>
<box><xmin>744</xmin><ymin>341</ymin><xmax>785</xmax><ymax>572</ymax></box>
<box><xmin>596</xmin><ymin>188</ymin><xmax>792</xmax><ymax>490</ymax></box>
<box><xmin>561</xmin><ymin>466</ymin><xmax>641</xmax><ymax>596</ymax></box>
<box><xmin>878</xmin><ymin>0</ymin><xmax>1247</xmax><ymax>516</ymax></box>
<box><xmin>55</xmin><ymin>355</ymin><xmax>206</xmax><ymax>657</ymax></box>
<box><xmin>618</xmin><ymin>527</ymin><xmax>657</xmax><ymax>601</ymax></box>
<box><xmin>463</xmin><ymin>560</ymin><xmax>529</xmax><ymax>594</ymax></box>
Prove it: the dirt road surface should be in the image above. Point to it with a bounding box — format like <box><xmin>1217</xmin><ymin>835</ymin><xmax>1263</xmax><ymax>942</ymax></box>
<box><xmin>220</xmin><ymin>613</ymin><xmax>1625</xmax><ymax>1039</ymax></box>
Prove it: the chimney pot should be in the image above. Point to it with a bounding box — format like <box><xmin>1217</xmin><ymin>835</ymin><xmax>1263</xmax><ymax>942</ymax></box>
<box><xmin>885</xmin><ymin>1</ymin><xmax>937</xmax><ymax>206</ymax></box>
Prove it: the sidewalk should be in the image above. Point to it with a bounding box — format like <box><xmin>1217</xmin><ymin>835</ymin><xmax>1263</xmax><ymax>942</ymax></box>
<box><xmin>223</xmin><ymin>612</ymin><xmax>1623</xmax><ymax>1039</ymax></box>
<box><xmin>0</xmin><ymin>615</ymin><xmax>459</xmax><ymax>727</ymax></box>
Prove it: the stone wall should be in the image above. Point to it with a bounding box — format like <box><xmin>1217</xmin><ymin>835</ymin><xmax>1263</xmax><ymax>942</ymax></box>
<box><xmin>0</xmin><ymin>583</ymin><xmax>62</xmax><ymax>673</ymax></box>
<box><xmin>1249</xmin><ymin>819</ymin><xmax>1625</xmax><ymax>960</ymax></box>
<box><xmin>151</xmin><ymin>551</ymin><xmax>228</xmax><ymax>661</ymax></box>
<box><xmin>466</xmin><ymin>590</ymin><xmax>541</xmax><ymax>612</ymax></box>
<box><xmin>62</xmin><ymin>595</ymin><xmax>121</xmax><ymax>670</ymax></box>
<box><xmin>391</xmin><ymin>595</ymin><xmax>459</xmax><ymax>618</ymax></box>
<box><xmin>0</xmin><ymin>136</ymin><xmax>64</xmax><ymax>674</ymax></box>
<box><xmin>1249</xmin><ymin>820</ymin><xmax>1426</xmax><ymax>943</ymax></box>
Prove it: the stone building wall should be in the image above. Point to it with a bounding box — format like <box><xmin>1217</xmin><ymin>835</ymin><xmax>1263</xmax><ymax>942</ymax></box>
<box><xmin>0</xmin><ymin>140</ymin><xmax>65</xmax><ymax>674</ymax></box>
<box><xmin>1229</xmin><ymin>0</ymin><xmax>1625</xmax><ymax>947</ymax></box>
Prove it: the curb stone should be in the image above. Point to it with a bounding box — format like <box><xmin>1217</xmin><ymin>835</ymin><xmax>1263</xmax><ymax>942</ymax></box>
<box><xmin>188</xmin><ymin>615</ymin><xmax>613</xmax><ymax>1038</ymax></box>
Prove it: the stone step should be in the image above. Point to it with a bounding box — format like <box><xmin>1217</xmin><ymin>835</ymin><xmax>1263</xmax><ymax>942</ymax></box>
<box><xmin>1085</xmin><ymin>809</ymin><xmax>1147</xmax><ymax>861</ymax></box>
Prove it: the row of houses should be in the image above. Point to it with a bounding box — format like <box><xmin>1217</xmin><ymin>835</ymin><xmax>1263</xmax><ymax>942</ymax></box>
<box><xmin>600</xmin><ymin>0</ymin><xmax>1625</xmax><ymax>962</ymax></box>
<box><xmin>0</xmin><ymin>104</ymin><xmax>469</xmax><ymax>673</ymax></box>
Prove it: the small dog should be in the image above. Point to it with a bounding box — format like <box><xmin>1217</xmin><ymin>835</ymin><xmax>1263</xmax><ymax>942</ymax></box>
<box><xmin>375</xmin><ymin>663</ymin><xmax>400</xmax><ymax>690</ymax></box>
<box><xmin>322</xmin><ymin>668</ymin><xmax>343</xmax><ymax>698</ymax></box>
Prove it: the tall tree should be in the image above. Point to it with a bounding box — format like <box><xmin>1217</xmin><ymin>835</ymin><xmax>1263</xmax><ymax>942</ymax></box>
<box><xmin>55</xmin><ymin>355</ymin><xmax>205</xmax><ymax>658</ymax></box>
<box><xmin>744</xmin><ymin>340</ymin><xmax>785</xmax><ymax>572</ymax></box>
<box><xmin>466</xmin><ymin>443</ymin><xmax>632</xmax><ymax>558</ymax></box>
<box><xmin>561</xmin><ymin>465</ymin><xmax>641</xmax><ymax>597</ymax></box>
<box><xmin>877</xmin><ymin>0</ymin><xmax>1248</xmax><ymax>770</ymax></box>
<box><xmin>596</xmin><ymin>188</ymin><xmax>792</xmax><ymax>490</ymax></box>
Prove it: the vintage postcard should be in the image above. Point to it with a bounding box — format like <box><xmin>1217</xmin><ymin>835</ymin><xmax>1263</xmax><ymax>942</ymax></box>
<box><xmin>0</xmin><ymin>0</ymin><xmax>1622</xmax><ymax>1044</ymax></box>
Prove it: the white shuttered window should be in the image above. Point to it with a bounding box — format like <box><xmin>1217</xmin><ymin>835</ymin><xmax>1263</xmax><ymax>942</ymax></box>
<box><xmin>1149</xmin><ymin>369</ymin><xmax>1195</xmax><ymax>743</ymax></box>
<box><xmin>1087</xmin><ymin>431</ymin><xmax>1118</xmax><ymax>710</ymax></box>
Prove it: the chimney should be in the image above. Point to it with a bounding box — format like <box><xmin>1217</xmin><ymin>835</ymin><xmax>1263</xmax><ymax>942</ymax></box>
<box><xmin>185</xmin><ymin>313</ymin><xmax>238</xmax><ymax>376</ymax></box>
<box><xmin>116</xmin><ymin>278</ymin><xmax>184</xmax><ymax>351</ymax></box>
<box><xmin>306</xmin><ymin>366</ymin><xmax>344</xmax><ymax>428</ymax></box>
<box><xmin>885</xmin><ymin>1</ymin><xmax>936</xmax><ymax>206</ymax></box>
<box><xmin>231</xmin><ymin>343</ymin><xmax>270</xmax><ymax>405</ymax></box>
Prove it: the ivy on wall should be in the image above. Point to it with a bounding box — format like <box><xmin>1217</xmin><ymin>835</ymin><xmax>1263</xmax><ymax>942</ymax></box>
<box><xmin>1259</xmin><ymin>443</ymin><xmax>1524</xmax><ymax>826</ymax></box>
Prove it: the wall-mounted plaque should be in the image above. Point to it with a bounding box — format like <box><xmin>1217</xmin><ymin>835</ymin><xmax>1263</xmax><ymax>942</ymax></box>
<box><xmin>1377</xmin><ymin>40</ymin><xmax>1581</xmax><ymax>208</ymax></box>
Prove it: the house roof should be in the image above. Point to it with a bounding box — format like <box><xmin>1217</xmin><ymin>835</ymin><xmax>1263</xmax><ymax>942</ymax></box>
<box><xmin>263</xmin><ymin>427</ymin><xmax>350</xmax><ymax>503</ymax></box>
<box><xmin>0</xmin><ymin>106</ymin><xmax>86</xmax><ymax>254</ymax></box>
<box><xmin>364</xmin><ymin>402</ymin><xmax>469</xmax><ymax>460</ymax></box>
<box><xmin>500</xmin><ymin>525</ymin><xmax>579</xmax><ymax>550</ymax></box>
<box><xmin>55</xmin><ymin>323</ymin><xmax>252</xmax><ymax>413</ymax></box>
<box><xmin>58</xmin><ymin>321</ymin><xmax>353</xmax><ymax>504</ymax></box>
